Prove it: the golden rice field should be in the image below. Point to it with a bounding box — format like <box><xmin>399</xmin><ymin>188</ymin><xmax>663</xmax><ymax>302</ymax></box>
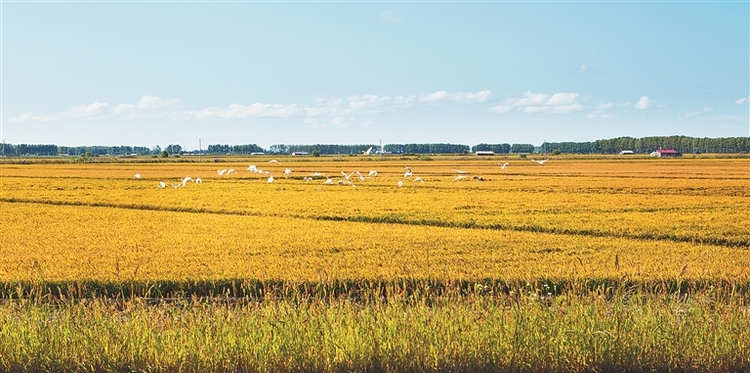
<box><xmin>1</xmin><ymin>155</ymin><xmax>749</xmax><ymax>373</ymax></box>
<box><xmin>0</xmin><ymin>156</ymin><xmax>748</xmax><ymax>283</ymax></box>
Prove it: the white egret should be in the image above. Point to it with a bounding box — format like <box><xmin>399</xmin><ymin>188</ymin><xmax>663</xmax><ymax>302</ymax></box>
<box><xmin>397</xmin><ymin>180</ymin><xmax>403</xmax><ymax>187</ymax></box>
<box><xmin>171</xmin><ymin>182</ymin><xmax>182</xmax><ymax>189</ymax></box>
<box><xmin>500</xmin><ymin>162</ymin><xmax>509</xmax><ymax>170</ymax></box>
<box><xmin>135</xmin><ymin>174</ymin><xmax>142</xmax><ymax>179</ymax></box>
<box><xmin>368</xmin><ymin>170</ymin><xmax>378</xmax><ymax>177</ymax></box>
<box><xmin>158</xmin><ymin>181</ymin><xmax>166</xmax><ymax>189</ymax></box>
<box><xmin>531</xmin><ymin>159</ymin><xmax>548</xmax><ymax>165</ymax></box>
<box><xmin>181</xmin><ymin>177</ymin><xmax>193</xmax><ymax>186</ymax></box>
<box><xmin>323</xmin><ymin>178</ymin><xmax>334</xmax><ymax>185</ymax></box>
<box><xmin>284</xmin><ymin>168</ymin><xmax>292</xmax><ymax>176</ymax></box>
<box><xmin>404</xmin><ymin>170</ymin><xmax>413</xmax><ymax>178</ymax></box>
<box><xmin>268</xmin><ymin>159</ymin><xmax>279</xmax><ymax>163</ymax></box>
<box><xmin>217</xmin><ymin>169</ymin><xmax>227</xmax><ymax>177</ymax></box>
<box><xmin>413</xmin><ymin>177</ymin><xmax>424</xmax><ymax>183</ymax></box>
<box><xmin>247</xmin><ymin>164</ymin><xmax>258</xmax><ymax>172</ymax></box>
<box><xmin>355</xmin><ymin>171</ymin><xmax>365</xmax><ymax>181</ymax></box>
<box><xmin>453</xmin><ymin>175</ymin><xmax>466</xmax><ymax>181</ymax></box>
<box><xmin>268</xmin><ymin>175</ymin><xmax>274</xmax><ymax>183</ymax></box>
<box><xmin>226</xmin><ymin>169</ymin><xmax>237</xmax><ymax>175</ymax></box>
<box><xmin>195</xmin><ymin>178</ymin><xmax>202</xmax><ymax>183</ymax></box>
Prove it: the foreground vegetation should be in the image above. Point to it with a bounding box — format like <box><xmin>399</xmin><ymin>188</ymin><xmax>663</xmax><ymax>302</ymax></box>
<box><xmin>0</xmin><ymin>156</ymin><xmax>748</xmax><ymax>371</ymax></box>
<box><xmin>1</xmin><ymin>283</ymin><xmax>749</xmax><ymax>373</ymax></box>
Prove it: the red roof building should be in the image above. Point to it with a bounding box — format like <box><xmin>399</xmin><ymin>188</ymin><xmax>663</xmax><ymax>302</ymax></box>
<box><xmin>650</xmin><ymin>148</ymin><xmax>682</xmax><ymax>157</ymax></box>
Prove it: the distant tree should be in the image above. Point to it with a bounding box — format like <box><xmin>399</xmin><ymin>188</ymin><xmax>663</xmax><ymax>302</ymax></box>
<box><xmin>160</xmin><ymin>150</ymin><xmax>169</xmax><ymax>158</ymax></box>
<box><xmin>165</xmin><ymin>144</ymin><xmax>182</xmax><ymax>155</ymax></box>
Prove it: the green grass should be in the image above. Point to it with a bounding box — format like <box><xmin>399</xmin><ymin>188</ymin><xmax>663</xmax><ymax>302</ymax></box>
<box><xmin>0</xmin><ymin>282</ymin><xmax>748</xmax><ymax>372</ymax></box>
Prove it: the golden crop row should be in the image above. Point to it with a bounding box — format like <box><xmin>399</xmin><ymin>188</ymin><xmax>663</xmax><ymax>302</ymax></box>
<box><xmin>1</xmin><ymin>201</ymin><xmax>747</xmax><ymax>282</ymax></box>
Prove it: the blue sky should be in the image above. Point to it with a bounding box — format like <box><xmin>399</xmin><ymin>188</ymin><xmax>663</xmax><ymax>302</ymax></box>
<box><xmin>2</xmin><ymin>1</ymin><xmax>748</xmax><ymax>150</ymax></box>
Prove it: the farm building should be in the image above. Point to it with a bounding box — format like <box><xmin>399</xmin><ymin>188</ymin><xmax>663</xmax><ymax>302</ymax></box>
<box><xmin>475</xmin><ymin>151</ymin><xmax>495</xmax><ymax>156</ymax></box>
<box><xmin>619</xmin><ymin>150</ymin><xmax>634</xmax><ymax>155</ymax></box>
<box><xmin>650</xmin><ymin>148</ymin><xmax>682</xmax><ymax>157</ymax></box>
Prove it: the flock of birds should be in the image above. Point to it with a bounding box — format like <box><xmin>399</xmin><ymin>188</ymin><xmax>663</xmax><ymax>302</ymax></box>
<box><xmin>141</xmin><ymin>158</ymin><xmax>550</xmax><ymax>189</ymax></box>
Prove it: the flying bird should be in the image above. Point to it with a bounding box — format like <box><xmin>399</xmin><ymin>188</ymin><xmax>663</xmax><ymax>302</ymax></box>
<box><xmin>268</xmin><ymin>159</ymin><xmax>279</xmax><ymax>163</ymax></box>
<box><xmin>195</xmin><ymin>178</ymin><xmax>202</xmax><ymax>183</ymax></box>
<box><xmin>323</xmin><ymin>178</ymin><xmax>334</xmax><ymax>185</ymax></box>
<box><xmin>368</xmin><ymin>170</ymin><xmax>378</xmax><ymax>177</ymax></box>
<box><xmin>267</xmin><ymin>175</ymin><xmax>274</xmax><ymax>183</ymax></box>
<box><xmin>217</xmin><ymin>169</ymin><xmax>227</xmax><ymax>177</ymax></box>
<box><xmin>284</xmin><ymin>168</ymin><xmax>292</xmax><ymax>176</ymax></box>
<box><xmin>157</xmin><ymin>181</ymin><xmax>166</xmax><ymax>189</ymax></box>
<box><xmin>226</xmin><ymin>169</ymin><xmax>237</xmax><ymax>175</ymax></box>
<box><xmin>397</xmin><ymin>180</ymin><xmax>403</xmax><ymax>187</ymax></box>
<box><xmin>134</xmin><ymin>174</ymin><xmax>142</xmax><ymax>179</ymax></box>
<box><xmin>413</xmin><ymin>177</ymin><xmax>424</xmax><ymax>183</ymax></box>
<box><xmin>531</xmin><ymin>159</ymin><xmax>548</xmax><ymax>165</ymax></box>
<box><xmin>181</xmin><ymin>177</ymin><xmax>193</xmax><ymax>187</ymax></box>
<box><xmin>453</xmin><ymin>175</ymin><xmax>467</xmax><ymax>181</ymax></box>
<box><xmin>500</xmin><ymin>162</ymin><xmax>509</xmax><ymax>170</ymax></box>
<box><xmin>247</xmin><ymin>164</ymin><xmax>258</xmax><ymax>172</ymax></box>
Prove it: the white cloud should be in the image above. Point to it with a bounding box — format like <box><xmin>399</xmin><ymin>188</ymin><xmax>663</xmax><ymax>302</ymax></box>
<box><xmin>419</xmin><ymin>90</ymin><xmax>491</xmax><ymax>104</ymax></box>
<box><xmin>137</xmin><ymin>95</ymin><xmax>180</xmax><ymax>110</ymax></box>
<box><xmin>379</xmin><ymin>10</ymin><xmax>401</xmax><ymax>24</ymax></box>
<box><xmin>487</xmin><ymin>105</ymin><xmax>511</xmax><ymax>114</ymax></box>
<box><xmin>192</xmin><ymin>103</ymin><xmax>301</xmax><ymax>120</ymax></box>
<box><xmin>578</xmin><ymin>63</ymin><xmax>589</xmax><ymax>74</ymax></box>
<box><xmin>634</xmin><ymin>96</ymin><xmax>652</xmax><ymax>110</ymax></box>
<box><xmin>683</xmin><ymin>106</ymin><xmax>714</xmax><ymax>118</ymax></box>
<box><xmin>734</xmin><ymin>96</ymin><xmax>750</xmax><ymax>105</ymax></box>
<box><xmin>68</xmin><ymin>102</ymin><xmax>111</xmax><ymax>119</ymax></box>
<box><xmin>546</xmin><ymin>92</ymin><xmax>579</xmax><ymax>106</ymax></box>
<box><xmin>8</xmin><ymin>112</ymin><xmax>56</xmax><ymax>123</ymax></box>
<box><xmin>489</xmin><ymin>91</ymin><xmax>584</xmax><ymax>115</ymax></box>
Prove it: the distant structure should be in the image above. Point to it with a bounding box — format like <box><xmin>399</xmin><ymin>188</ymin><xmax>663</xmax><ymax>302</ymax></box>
<box><xmin>291</xmin><ymin>151</ymin><xmax>309</xmax><ymax>156</ymax></box>
<box><xmin>650</xmin><ymin>148</ymin><xmax>682</xmax><ymax>158</ymax></box>
<box><xmin>619</xmin><ymin>150</ymin><xmax>634</xmax><ymax>155</ymax></box>
<box><xmin>475</xmin><ymin>151</ymin><xmax>495</xmax><ymax>156</ymax></box>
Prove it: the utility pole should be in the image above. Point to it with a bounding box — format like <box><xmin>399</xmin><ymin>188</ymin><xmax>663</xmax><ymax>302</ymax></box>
<box><xmin>199</xmin><ymin>138</ymin><xmax>202</xmax><ymax>162</ymax></box>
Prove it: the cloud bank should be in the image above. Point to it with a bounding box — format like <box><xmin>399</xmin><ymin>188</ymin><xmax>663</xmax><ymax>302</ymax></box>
<box><xmin>9</xmin><ymin>90</ymin><xmax>493</xmax><ymax>124</ymax></box>
<box><xmin>488</xmin><ymin>91</ymin><xmax>584</xmax><ymax>115</ymax></box>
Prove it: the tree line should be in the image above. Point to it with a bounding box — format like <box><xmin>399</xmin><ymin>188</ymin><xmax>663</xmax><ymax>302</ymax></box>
<box><xmin>2</xmin><ymin>136</ymin><xmax>749</xmax><ymax>156</ymax></box>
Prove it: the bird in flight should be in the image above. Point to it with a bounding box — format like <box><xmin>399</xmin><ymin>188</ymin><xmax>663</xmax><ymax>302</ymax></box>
<box><xmin>135</xmin><ymin>173</ymin><xmax>142</xmax><ymax>179</ymax></box>
<box><xmin>531</xmin><ymin>159</ymin><xmax>548</xmax><ymax>165</ymax></box>
<box><xmin>500</xmin><ymin>162</ymin><xmax>509</xmax><ymax>170</ymax></box>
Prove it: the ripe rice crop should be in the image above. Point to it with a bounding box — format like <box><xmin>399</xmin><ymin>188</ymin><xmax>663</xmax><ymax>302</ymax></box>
<box><xmin>0</xmin><ymin>156</ymin><xmax>748</xmax><ymax>372</ymax></box>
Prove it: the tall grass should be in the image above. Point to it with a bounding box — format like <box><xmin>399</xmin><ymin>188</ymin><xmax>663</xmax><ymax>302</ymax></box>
<box><xmin>0</xmin><ymin>283</ymin><xmax>748</xmax><ymax>372</ymax></box>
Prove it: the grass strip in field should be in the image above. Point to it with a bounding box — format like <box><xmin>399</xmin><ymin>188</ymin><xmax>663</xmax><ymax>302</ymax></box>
<box><xmin>1</xmin><ymin>278</ymin><xmax>750</xmax><ymax>303</ymax></box>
